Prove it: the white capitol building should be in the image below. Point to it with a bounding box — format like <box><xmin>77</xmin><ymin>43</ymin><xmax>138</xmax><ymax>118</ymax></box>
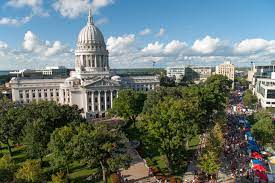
<box><xmin>10</xmin><ymin>11</ymin><xmax>160</xmax><ymax>119</ymax></box>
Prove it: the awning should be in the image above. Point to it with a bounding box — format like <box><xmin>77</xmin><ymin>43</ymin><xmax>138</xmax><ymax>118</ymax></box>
<box><xmin>254</xmin><ymin>171</ymin><xmax>268</xmax><ymax>182</ymax></box>
<box><xmin>252</xmin><ymin>164</ymin><xmax>267</xmax><ymax>172</ymax></box>
<box><xmin>251</xmin><ymin>152</ymin><xmax>263</xmax><ymax>160</ymax></box>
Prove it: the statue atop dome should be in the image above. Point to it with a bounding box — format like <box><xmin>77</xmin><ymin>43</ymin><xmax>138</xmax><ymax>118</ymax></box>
<box><xmin>87</xmin><ymin>8</ymin><xmax>93</xmax><ymax>25</ymax></box>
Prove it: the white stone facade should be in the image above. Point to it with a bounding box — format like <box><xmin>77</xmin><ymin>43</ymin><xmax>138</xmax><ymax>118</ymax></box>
<box><xmin>215</xmin><ymin>61</ymin><xmax>235</xmax><ymax>81</ymax></box>
<box><xmin>166</xmin><ymin>66</ymin><xmax>186</xmax><ymax>79</ymax></box>
<box><xmin>10</xmin><ymin>10</ymin><xmax>160</xmax><ymax>120</ymax></box>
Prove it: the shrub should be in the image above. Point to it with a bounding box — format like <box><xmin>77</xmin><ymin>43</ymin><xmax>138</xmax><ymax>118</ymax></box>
<box><xmin>51</xmin><ymin>172</ymin><xmax>66</xmax><ymax>183</ymax></box>
<box><xmin>0</xmin><ymin>154</ymin><xmax>14</xmax><ymax>169</ymax></box>
<box><xmin>15</xmin><ymin>160</ymin><xmax>42</xmax><ymax>183</ymax></box>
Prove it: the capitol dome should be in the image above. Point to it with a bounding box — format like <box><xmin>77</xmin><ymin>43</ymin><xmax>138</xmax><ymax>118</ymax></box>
<box><xmin>77</xmin><ymin>10</ymin><xmax>105</xmax><ymax>45</ymax></box>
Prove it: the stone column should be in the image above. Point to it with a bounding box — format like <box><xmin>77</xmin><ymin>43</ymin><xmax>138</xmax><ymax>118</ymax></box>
<box><xmin>83</xmin><ymin>92</ymin><xmax>88</xmax><ymax>113</ymax></box>
<box><xmin>110</xmin><ymin>90</ymin><xmax>113</xmax><ymax>108</ymax></box>
<box><xmin>91</xmin><ymin>91</ymin><xmax>95</xmax><ymax>112</ymax></box>
<box><xmin>98</xmin><ymin>91</ymin><xmax>101</xmax><ymax>111</ymax></box>
<box><xmin>95</xmin><ymin>55</ymin><xmax>97</xmax><ymax>68</ymax></box>
<box><xmin>104</xmin><ymin>91</ymin><xmax>107</xmax><ymax>111</ymax></box>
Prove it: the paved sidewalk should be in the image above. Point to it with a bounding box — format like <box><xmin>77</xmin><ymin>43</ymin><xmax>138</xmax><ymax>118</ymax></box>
<box><xmin>121</xmin><ymin>147</ymin><xmax>157</xmax><ymax>183</ymax></box>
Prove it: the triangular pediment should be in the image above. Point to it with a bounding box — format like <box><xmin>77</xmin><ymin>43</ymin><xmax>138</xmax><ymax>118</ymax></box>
<box><xmin>83</xmin><ymin>78</ymin><xmax>120</xmax><ymax>88</ymax></box>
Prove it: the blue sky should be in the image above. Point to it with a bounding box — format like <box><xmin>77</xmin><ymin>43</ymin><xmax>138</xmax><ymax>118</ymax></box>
<box><xmin>1</xmin><ymin>0</ymin><xmax>275</xmax><ymax>69</ymax></box>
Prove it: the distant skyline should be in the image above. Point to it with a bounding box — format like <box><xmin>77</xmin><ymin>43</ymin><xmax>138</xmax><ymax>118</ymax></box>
<box><xmin>1</xmin><ymin>0</ymin><xmax>275</xmax><ymax>70</ymax></box>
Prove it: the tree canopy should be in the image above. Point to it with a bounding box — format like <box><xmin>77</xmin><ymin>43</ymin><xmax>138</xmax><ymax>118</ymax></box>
<box><xmin>143</xmin><ymin>97</ymin><xmax>198</xmax><ymax>173</ymax></box>
<box><xmin>73</xmin><ymin>124</ymin><xmax>131</xmax><ymax>183</ymax></box>
<box><xmin>251</xmin><ymin>110</ymin><xmax>275</xmax><ymax>146</ymax></box>
<box><xmin>109</xmin><ymin>89</ymin><xmax>146</xmax><ymax>127</ymax></box>
<box><xmin>243</xmin><ymin>89</ymin><xmax>257</xmax><ymax>109</ymax></box>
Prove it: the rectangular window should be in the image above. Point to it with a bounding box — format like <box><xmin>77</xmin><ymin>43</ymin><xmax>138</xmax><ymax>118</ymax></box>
<box><xmin>56</xmin><ymin>92</ymin><xmax>59</xmax><ymax>97</ymax></box>
<box><xmin>95</xmin><ymin>97</ymin><xmax>98</xmax><ymax>103</ymax></box>
<box><xmin>51</xmin><ymin>92</ymin><xmax>53</xmax><ymax>97</ymax></box>
<box><xmin>89</xmin><ymin>106</ymin><xmax>92</xmax><ymax>111</ymax></box>
<box><xmin>20</xmin><ymin>93</ymin><xmax>23</xmax><ymax>98</ymax></box>
<box><xmin>32</xmin><ymin>93</ymin><xmax>35</xmax><ymax>98</ymax></box>
<box><xmin>95</xmin><ymin>105</ymin><xmax>98</xmax><ymax>111</ymax></box>
<box><xmin>38</xmin><ymin>93</ymin><xmax>41</xmax><ymax>98</ymax></box>
<box><xmin>44</xmin><ymin>93</ymin><xmax>47</xmax><ymax>97</ymax></box>
<box><xmin>267</xmin><ymin>90</ymin><xmax>275</xmax><ymax>99</ymax></box>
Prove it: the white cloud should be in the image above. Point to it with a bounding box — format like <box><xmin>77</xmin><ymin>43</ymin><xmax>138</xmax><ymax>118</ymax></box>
<box><xmin>53</xmin><ymin>0</ymin><xmax>114</xmax><ymax>18</ymax></box>
<box><xmin>0</xmin><ymin>15</ymin><xmax>32</xmax><ymax>26</ymax></box>
<box><xmin>95</xmin><ymin>17</ymin><xmax>109</xmax><ymax>26</ymax></box>
<box><xmin>192</xmin><ymin>35</ymin><xmax>220</xmax><ymax>54</ymax></box>
<box><xmin>22</xmin><ymin>31</ymin><xmax>70</xmax><ymax>57</ymax></box>
<box><xmin>91</xmin><ymin>0</ymin><xmax>114</xmax><ymax>11</ymax></box>
<box><xmin>0</xmin><ymin>41</ymin><xmax>8</xmax><ymax>49</ymax></box>
<box><xmin>7</xmin><ymin>0</ymin><xmax>42</xmax><ymax>7</ymax></box>
<box><xmin>107</xmin><ymin>34</ymin><xmax>135</xmax><ymax>55</ymax></box>
<box><xmin>139</xmin><ymin>28</ymin><xmax>151</xmax><ymax>36</ymax></box>
<box><xmin>6</xmin><ymin>0</ymin><xmax>48</xmax><ymax>16</ymax></box>
<box><xmin>142</xmin><ymin>40</ymin><xmax>187</xmax><ymax>55</ymax></box>
<box><xmin>156</xmin><ymin>28</ymin><xmax>165</xmax><ymax>37</ymax></box>
<box><xmin>164</xmin><ymin>40</ymin><xmax>187</xmax><ymax>54</ymax></box>
<box><xmin>142</xmin><ymin>41</ymin><xmax>164</xmax><ymax>54</ymax></box>
<box><xmin>234</xmin><ymin>38</ymin><xmax>270</xmax><ymax>54</ymax></box>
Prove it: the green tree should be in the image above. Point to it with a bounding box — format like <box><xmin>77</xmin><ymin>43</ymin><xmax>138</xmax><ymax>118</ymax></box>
<box><xmin>48</xmin><ymin>126</ymin><xmax>75</xmax><ymax>175</ymax></box>
<box><xmin>143</xmin><ymin>97</ymin><xmax>198</xmax><ymax>173</ymax></box>
<box><xmin>22</xmin><ymin>119</ymin><xmax>51</xmax><ymax>161</ymax></box>
<box><xmin>21</xmin><ymin>101</ymin><xmax>83</xmax><ymax>161</ymax></box>
<box><xmin>235</xmin><ymin>76</ymin><xmax>249</xmax><ymax>89</ymax></box>
<box><xmin>198</xmin><ymin>151</ymin><xmax>220</xmax><ymax>177</ymax></box>
<box><xmin>15</xmin><ymin>160</ymin><xmax>42</xmax><ymax>183</ymax></box>
<box><xmin>0</xmin><ymin>98</ymin><xmax>24</xmax><ymax>156</ymax></box>
<box><xmin>73</xmin><ymin>124</ymin><xmax>131</xmax><ymax>183</ymax></box>
<box><xmin>160</xmin><ymin>75</ymin><xmax>176</xmax><ymax>87</ymax></box>
<box><xmin>243</xmin><ymin>89</ymin><xmax>257</xmax><ymax>109</ymax></box>
<box><xmin>142</xmin><ymin>87</ymin><xmax>182</xmax><ymax>115</ymax></box>
<box><xmin>198</xmin><ymin>75</ymin><xmax>232</xmax><ymax>131</ymax></box>
<box><xmin>252</xmin><ymin>116</ymin><xmax>275</xmax><ymax>146</ymax></box>
<box><xmin>109</xmin><ymin>89</ymin><xmax>146</xmax><ymax>127</ymax></box>
<box><xmin>205</xmin><ymin>121</ymin><xmax>225</xmax><ymax>155</ymax></box>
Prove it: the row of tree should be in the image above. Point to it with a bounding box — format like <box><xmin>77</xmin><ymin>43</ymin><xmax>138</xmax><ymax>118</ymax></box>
<box><xmin>0</xmin><ymin>100</ymin><xmax>131</xmax><ymax>182</ymax></box>
<box><xmin>110</xmin><ymin>75</ymin><xmax>232</xmax><ymax>174</ymax></box>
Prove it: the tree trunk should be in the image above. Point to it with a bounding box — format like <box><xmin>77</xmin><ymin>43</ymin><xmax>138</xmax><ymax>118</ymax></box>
<box><xmin>166</xmin><ymin>156</ymin><xmax>173</xmax><ymax>175</ymax></box>
<box><xmin>185</xmin><ymin>139</ymin><xmax>189</xmax><ymax>150</ymax></box>
<box><xmin>100</xmin><ymin>161</ymin><xmax>107</xmax><ymax>183</ymax></box>
<box><xmin>6</xmin><ymin>140</ymin><xmax>12</xmax><ymax>157</ymax></box>
<box><xmin>66</xmin><ymin>163</ymin><xmax>70</xmax><ymax>175</ymax></box>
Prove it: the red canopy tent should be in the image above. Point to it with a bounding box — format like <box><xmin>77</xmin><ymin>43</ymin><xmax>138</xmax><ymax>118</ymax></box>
<box><xmin>253</xmin><ymin>164</ymin><xmax>267</xmax><ymax>172</ymax></box>
<box><xmin>254</xmin><ymin>171</ymin><xmax>268</xmax><ymax>182</ymax></box>
<box><xmin>251</xmin><ymin>152</ymin><xmax>263</xmax><ymax>160</ymax></box>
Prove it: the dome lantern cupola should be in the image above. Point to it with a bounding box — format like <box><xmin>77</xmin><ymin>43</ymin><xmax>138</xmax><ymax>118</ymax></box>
<box><xmin>75</xmin><ymin>10</ymin><xmax>109</xmax><ymax>76</ymax></box>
